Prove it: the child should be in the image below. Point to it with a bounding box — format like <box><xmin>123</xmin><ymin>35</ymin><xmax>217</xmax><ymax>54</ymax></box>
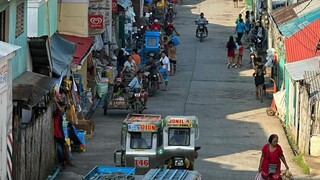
<box><xmin>237</xmin><ymin>40</ymin><xmax>244</xmax><ymax>66</ymax></box>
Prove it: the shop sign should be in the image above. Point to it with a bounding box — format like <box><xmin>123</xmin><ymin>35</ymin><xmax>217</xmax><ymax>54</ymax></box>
<box><xmin>0</xmin><ymin>61</ymin><xmax>8</xmax><ymax>90</ymax></box>
<box><xmin>128</xmin><ymin>124</ymin><xmax>157</xmax><ymax>132</ymax></box>
<box><xmin>88</xmin><ymin>14</ymin><xmax>104</xmax><ymax>29</ymax></box>
<box><xmin>167</xmin><ymin>118</ymin><xmax>192</xmax><ymax>127</ymax></box>
<box><xmin>112</xmin><ymin>0</ymin><xmax>118</xmax><ymax>13</ymax></box>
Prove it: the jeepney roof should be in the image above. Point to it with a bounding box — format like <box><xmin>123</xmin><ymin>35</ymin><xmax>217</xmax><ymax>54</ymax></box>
<box><xmin>163</xmin><ymin>116</ymin><xmax>198</xmax><ymax>128</ymax></box>
<box><xmin>124</xmin><ymin>114</ymin><xmax>162</xmax><ymax>124</ymax></box>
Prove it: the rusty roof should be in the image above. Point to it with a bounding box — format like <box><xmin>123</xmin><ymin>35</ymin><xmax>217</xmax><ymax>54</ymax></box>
<box><xmin>271</xmin><ymin>0</ymin><xmax>306</xmax><ymax>26</ymax></box>
<box><xmin>13</xmin><ymin>71</ymin><xmax>58</xmax><ymax>107</ymax></box>
<box><xmin>304</xmin><ymin>71</ymin><xmax>320</xmax><ymax>104</ymax></box>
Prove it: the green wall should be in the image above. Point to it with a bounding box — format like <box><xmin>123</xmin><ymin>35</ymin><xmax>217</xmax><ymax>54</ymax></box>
<box><xmin>277</xmin><ymin>54</ymin><xmax>285</xmax><ymax>90</ymax></box>
<box><xmin>285</xmin><ymin>71</ymin><xmax>289</xmax><ymax>126</ymax></box>
<box><xmin>38</xmin><ymin>0</ymin><xmax>57</xmax><ymax>37</ymax></box>
<box><xmin>7</xmin><ymin>0</ymin><xmax>28</xmax><ymax>79</ymax></box>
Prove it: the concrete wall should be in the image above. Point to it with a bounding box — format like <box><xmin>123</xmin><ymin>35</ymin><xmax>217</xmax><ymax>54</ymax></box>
<box><xmin>58</xmin><ymin>1</ymin><xmax>89</xmax><ymax>37</ymax></box>
<box><xmin>28</xmin><ymin>0</ymin><xmax>58</xmax><ymax>37</ymax></box>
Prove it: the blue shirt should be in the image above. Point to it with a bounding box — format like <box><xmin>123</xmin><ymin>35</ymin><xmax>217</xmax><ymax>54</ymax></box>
<box><xmin>236</xmin><ymin>22</ymin><xmax>246</xmax><ymax>33</ymax></box>
<box><xmin>128</xmin><ymin>77</ymin><xmax>142</xmax><ymax>89</ymax></box>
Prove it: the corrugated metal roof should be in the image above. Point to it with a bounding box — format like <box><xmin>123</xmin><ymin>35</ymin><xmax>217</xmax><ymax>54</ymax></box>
<box><xmin>271</xmin><ymin>1</ymin><xmax>305</xmax><ymax>26</ymax></box>
<box><xmin>285</xmin><ymin>56</ymin><xmax>320</xmax><ymax>81</ymax></box>
<box><xmin>13</xmin><ymin>71</ymin><xmax>58</xmax><ymax>107</ymax></box>
<box><xmin>304</xmin><ymin>70</ymin><xmax>320</xmax><ymax>103</ymax></box>
<box><xmin>284</xmin><ymin>19</ymin><xmax>320</xmax><ymax>62</ymax></box>
<box><xmin>60</xmin><ymin>34</ymin><xmax>94</xmax><ymax>65</ymax></box>
<box><xmin>0</xmin><ymin>41</ymin><xmax>21</xmax><ymax>59</ymax></box>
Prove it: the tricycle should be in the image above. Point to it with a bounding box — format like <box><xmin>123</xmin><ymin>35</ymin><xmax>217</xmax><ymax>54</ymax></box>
<box><xmin>103</xmin><ymin>84</ymin><xmax>146</xmax><ymax>115</ymax></box>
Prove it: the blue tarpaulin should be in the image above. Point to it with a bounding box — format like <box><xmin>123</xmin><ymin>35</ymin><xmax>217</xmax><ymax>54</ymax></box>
<box><xmin>50</xmin><ymin>33</ymin><xmax>76</xmax><ymax>76</ymax></box>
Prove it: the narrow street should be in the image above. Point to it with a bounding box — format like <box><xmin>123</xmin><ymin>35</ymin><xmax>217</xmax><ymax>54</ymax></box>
<box><xmin>58</xmin><ymin>0</ymin><xmax>311</xmax><ymax>179</ymax></box>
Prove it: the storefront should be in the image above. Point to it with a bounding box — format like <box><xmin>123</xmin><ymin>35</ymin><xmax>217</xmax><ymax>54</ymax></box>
<box><xmin>0</xmin><ymin>41</ymin><xmax>20</xmax><ymax>180</ymax></box>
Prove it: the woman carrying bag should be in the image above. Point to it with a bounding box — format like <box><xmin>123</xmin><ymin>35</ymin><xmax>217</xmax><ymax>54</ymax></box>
<box><xmin>258</xmin><ymin>134</ymin><xmax>289</xmax><ymax>180</ymax></box>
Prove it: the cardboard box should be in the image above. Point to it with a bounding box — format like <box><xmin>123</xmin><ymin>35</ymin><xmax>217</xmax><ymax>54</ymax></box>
<box><xmin>74</xmin><ymin>119</ymin><xmax>95</xmax><ymax>139</ymax></box>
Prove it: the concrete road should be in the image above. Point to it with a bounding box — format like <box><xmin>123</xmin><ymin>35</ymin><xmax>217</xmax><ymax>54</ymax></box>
<box><xmin>57</xmin><ymin>0</ymin><xmax>314</xmax><ymax>179</ymax></box>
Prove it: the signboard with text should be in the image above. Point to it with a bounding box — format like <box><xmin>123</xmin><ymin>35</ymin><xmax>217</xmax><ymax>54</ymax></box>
<box><xmin>88</xmin><ymin>14</ymin><xmax>104</xmax><ymax>29</ymax></box>
<box><xmin>0</xmin><ymin>61</ymin><xmax>8</xmax><ymax>90</ymax></box>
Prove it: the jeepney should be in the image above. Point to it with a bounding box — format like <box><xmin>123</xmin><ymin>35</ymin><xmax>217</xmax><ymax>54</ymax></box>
<box><xmin>114</xmin><ymin>114</ymin><xmax>164</xmax><ymax>175</ymax></box>
<box><xmin>114</xmin><ymin>114</ymin><xmax>200</xmax><ymax>175</ymax></box>
<box><xmin>162</xmin><ymin>116</ymin><xmax>200</xmax><ymax>170</ymax></box>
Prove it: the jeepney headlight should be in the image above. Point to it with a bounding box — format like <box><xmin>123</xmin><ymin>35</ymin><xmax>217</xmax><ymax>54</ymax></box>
<box><xmin>157</xmin><ymin>149</ymin><xmax>163</xmax><ymax>155</ymax></box>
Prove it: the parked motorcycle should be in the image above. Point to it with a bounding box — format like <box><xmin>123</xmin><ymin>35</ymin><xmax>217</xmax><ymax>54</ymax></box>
<box><xmin>195</xmin><ymin>21</ymin><xmax>208</xmax><ymax>42</ymax></box>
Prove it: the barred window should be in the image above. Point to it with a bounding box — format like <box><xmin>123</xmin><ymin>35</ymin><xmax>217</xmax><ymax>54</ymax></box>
<box><xmin>15</xmin><ymin>2</ymin><xmax>24</xmax><ymax>38</ymax></box>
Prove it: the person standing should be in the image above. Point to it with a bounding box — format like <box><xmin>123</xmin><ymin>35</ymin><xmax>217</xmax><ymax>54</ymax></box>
<box><xmin>226</xmin><ymin>36</ymin><xmax>236</xmax><ymax>68</ymax></box>
<box><xmin>259</xmin><ymin>134</ymin><xmax>289</xmax><ymax>180</ymax></box>
<box><xmin>253</xmin><ymin>57</ymin><xmax>266</xmax><ymax>102</ymax></box>
<box><xmin>117</xmin><ymin>49</ymin><xmax>127</xmax><ymax>77</ymax></box>
<box><xmin>168</xmin><ymin>41</ymin><xmax>177</xmax><ymax>76</ymax></box>
<box><xmin>140</xmin><ymin>12</ymin><xmax>149</xmax><ymax>28</ymax></box>
<box><xmin>131</xmin><ymin>49</ymin><xmax>141</xmax><ymax>69</ymax></box>
<box><xmin>237</xmin><ymin>40</ymin><xmax>244</xmax><ymax>67</ymax></box>
<box><xmin>233</xmin><ymin>0</ymin><xmax>238</xmax><ymax>8</ymax></box>
<box><xmin>159</xmin><ymin>51</ymin><xmax>170</xmax><ymax>90</ymax></box>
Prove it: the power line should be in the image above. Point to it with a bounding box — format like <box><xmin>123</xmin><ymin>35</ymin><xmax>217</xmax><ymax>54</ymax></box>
<box><xmin>296</xmin><ymin>0</ymin><xmax>313</xmax><ymax>14</ymax></box>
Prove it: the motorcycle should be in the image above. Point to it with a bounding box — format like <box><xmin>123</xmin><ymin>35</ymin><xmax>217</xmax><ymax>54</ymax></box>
<box><xmin>142</xmin><ymin>67</ymin><xmax>160</xmax><ymax>97</ymax></box>
<box><xmin>167</xmin><ymin>146</ymin><xmax>201</xmax><ymax>170</ymax></box>
<box><xmin>128</xmin><ymin>88</ymin><xmax>145</xmax><ymax>113</ymax></box>
<box><xmin>195</xmin><ymin>21</ymin><xmax>208</xmax><ymax>42</ymax></box>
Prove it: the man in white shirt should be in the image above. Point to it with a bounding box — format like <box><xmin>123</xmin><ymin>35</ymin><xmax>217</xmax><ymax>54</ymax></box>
<box><xmin>159</xmin><ymin>51</ymin><xmax>170</xmax><ymax>91</ymax></box>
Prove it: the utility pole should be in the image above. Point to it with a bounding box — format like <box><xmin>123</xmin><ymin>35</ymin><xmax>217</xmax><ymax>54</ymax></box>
<box><xmin>267</xmin><ymin>0</ymin><xmax>272</xmax><ymax>49</ymax></box>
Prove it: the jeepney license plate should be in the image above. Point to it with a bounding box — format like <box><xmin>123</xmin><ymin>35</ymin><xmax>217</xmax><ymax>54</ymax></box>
<box><xmin>134</xmin><ymin>157</ymin><xmax>149</xmax><ymax>168</ymax></box>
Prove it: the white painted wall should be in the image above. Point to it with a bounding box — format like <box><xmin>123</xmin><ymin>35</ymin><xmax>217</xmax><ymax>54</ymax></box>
<box><xmin>27</xmin><ymin>0</ymin><xmax>46</xmax><ymax>37</ymax></box>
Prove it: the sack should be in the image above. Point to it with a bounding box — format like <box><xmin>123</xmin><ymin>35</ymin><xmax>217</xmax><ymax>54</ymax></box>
<box><xmin>254</xmin><ymin>172</ymin><xmax>263</xmax><ymax>180</ymax></box>
<box><xmin>268</xmin><ymin>164</ymin><xmax>278</xmax><ymax>174</ymax></box>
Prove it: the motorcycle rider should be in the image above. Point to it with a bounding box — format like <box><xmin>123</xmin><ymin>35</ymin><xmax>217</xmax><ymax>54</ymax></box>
<box><xmin>128</xmin><ymin>70</ymin><xmax>149</xmax><ymax>108</ymax></box>
<box><xmin>195</xmin><ymin>12</ymin><xmax>208</xmax><ymax>36</ymax></box>
<box><xmin>145</xmin><ymin>54</ymin><xmax>161</xmax><ymax>84</ymax></box>
<box><xmin>150</xmin><ymin>19</ymin><xmax>161</xmax><ymax>31</ymax></box>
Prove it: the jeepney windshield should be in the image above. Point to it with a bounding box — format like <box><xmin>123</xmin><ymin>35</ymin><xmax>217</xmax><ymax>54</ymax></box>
<box><xmin>168</xmin><ymin>128</ymin><xmax>190</xmax><ymax>146</ymax></box>
<box><xmin>130</xmin><ymin>132</ymin><xmax>152</xmax><ymax>149</ymax></box>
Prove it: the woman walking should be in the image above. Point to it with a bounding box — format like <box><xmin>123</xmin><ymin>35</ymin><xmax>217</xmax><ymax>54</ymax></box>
<box><xmin>226</xmin><ymin>36</ymin><xmax>236</xmax><ymax>68</ymax></box>
<box><xmin>258</xmin><ymin>134</ymin><xmax>289</xmax><ymax>180</ymax></box>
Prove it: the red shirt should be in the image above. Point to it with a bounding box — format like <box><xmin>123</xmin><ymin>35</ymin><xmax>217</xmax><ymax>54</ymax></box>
<box><xmin>150</xmin><ymin>23</ymin><xmax>161</xmax><ymax>31</ymax></box>
<box><xmin>239</xmin><ymin>45</ymin><xmax>244</xmax><ymax>56</ymax></box>
<box><xmin>261</xmin><ymin>143</ymin><xmax>283</xmax><ymax>174</ymax></box>
<box><xmin>53</xmin><ymin>113</ymin><xmax>63</xmax><ymax>138</ymax></box>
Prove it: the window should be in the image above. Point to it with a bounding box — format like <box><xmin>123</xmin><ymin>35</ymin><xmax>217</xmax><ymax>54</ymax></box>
<box><xmin>15</xmin><ymin>2</ymin><xmax>24</xmax><ymax>38</ymax></box>
<box><xmin>0</xmin><ymin>8</ymin><xmax>9</xmax><ymax>42</ymax></box>
<box><xmin>168</xmin><ymin>128</ymin><xmax>190</xmax><ymax>146</ymax></box>
<box><xmin>130</xmin><ymin>132</ymin><xmax>152</xmax><ymax>149</ymax></box>
<box><xmin>147</xmin><ymin>38</ymin><xmax>157</xmax><ymax>47</ymax></box>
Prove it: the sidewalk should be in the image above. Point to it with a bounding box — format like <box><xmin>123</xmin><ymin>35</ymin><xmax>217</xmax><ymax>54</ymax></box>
<box><xmin>236</xmin><ymin>1</ymin><xmax>320</xmax><ymax>179</ymax></box>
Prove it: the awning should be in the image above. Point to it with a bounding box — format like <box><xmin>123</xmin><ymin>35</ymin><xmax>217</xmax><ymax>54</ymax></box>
<box><xmin>28</xmin><ymin>36</ymin><xmax>53</xmax><ymax>76</ymax></box>
<box><xmin>0</xmin><ymin>41</ymin><xmax>21</xmax><ymax>60</ymax></box>
<box><xmin>60</xmin><ymin>34</ymin><xmax>94</xmax><ymax>65</ymax></box>
<box><xmin>304</xmin><ymin>71</ymin><xmax>320</xmax><ymax>104</ymax></box>
<box><xmin>51</xmin><ymin>33</ymin><xmax>76</xmax><ymax>76</ymax></box>
<box><xmin>285</xmin><ymin>56</ymin><xmax>320</xmax><ymax>81</ymax></box>
<box><xmin>13</xmin><ymin>71</ymin><xmax>58</xmax><ymax>107</ymax></box>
